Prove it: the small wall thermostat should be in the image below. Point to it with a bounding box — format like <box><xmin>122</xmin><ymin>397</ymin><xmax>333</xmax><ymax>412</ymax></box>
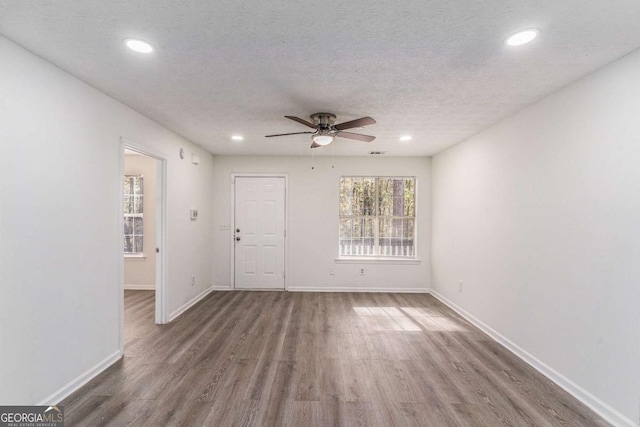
<box><xmin>190</xmin><ymin>209</ymin><xmax>198</xmax><ymax>220</ymax></box>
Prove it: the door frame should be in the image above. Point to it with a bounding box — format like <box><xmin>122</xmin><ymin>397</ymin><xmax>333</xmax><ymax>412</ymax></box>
<box><xmin>230</xmin><ymin>173</ymin><xmax>289</xmax><ymax>290</ymax></box>
<box><xmin>118</xmin><ymin>137</ymin><xmax>169</xmax><ymax>353</ymax></box>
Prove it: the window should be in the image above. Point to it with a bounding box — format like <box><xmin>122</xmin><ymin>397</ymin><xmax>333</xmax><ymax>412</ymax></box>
<box><xmin>124</xmin><ymin>175</ymin><xmax>143</xmax><ymax>254</ymax></box>
<box><xmin>339</xmin><ymin>177</ymin><xmax>416</xmax><ymax>257</ymax></box>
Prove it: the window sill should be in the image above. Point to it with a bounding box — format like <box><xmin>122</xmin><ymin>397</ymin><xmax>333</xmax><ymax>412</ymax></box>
<box><xmin>335</xmin><ymin>257</ymin><xmax>421</xmax><ymax>265</ymax></box>
<box><xmin>125</xmin><ymin>254</ymin><xmax>146</xmax><ymax>261</ymax></box>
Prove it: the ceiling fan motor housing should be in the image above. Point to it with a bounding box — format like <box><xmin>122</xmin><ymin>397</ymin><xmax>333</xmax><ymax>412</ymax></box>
<box><xmin>310</xmin><ymin>113</ymin><xmax>336</xmax><ymax>129</ymax></box>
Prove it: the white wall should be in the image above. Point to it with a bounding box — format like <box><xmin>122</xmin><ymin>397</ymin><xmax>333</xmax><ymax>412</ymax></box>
<box><xmin>431</xmin><ymin>49</ymin><xmax>640</xmax><ymax>425</ymax></box>
<box><xmin>0</xmin><ymin>36</ymin><xmax>214</xmax><ymax>404</ymax></box>
<box><xmin>124</xmin><ymin>154</ymin><xmax>157</xmax><ymax>289</ymax></box>
<box><xmin>211</xmin><ymin>156</ymin><xmax>431</xmax><ymax>292</ymax></box>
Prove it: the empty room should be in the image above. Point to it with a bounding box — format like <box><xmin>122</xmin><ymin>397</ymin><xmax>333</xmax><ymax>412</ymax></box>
<box><xmin>1</xmin><ymin>1</ymin><xmax>639</xmax><ymax>426</ymax></box>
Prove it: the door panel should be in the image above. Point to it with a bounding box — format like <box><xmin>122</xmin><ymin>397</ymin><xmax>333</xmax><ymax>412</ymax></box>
<box><xmin>234</xmin><ymin>177</ymin><xmax>285</xmax><ymax>289</ymax></box>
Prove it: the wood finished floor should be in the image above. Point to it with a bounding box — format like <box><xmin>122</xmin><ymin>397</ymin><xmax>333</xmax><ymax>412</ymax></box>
<box><xmin>62</xmin><ymin>290</ymin><xmax>609</xmax><ymax>426</ymax></box>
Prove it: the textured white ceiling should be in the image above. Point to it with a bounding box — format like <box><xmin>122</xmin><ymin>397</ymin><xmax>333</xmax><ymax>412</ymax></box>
<box><xmin>2</xmin><ymin>0</ymin><xmax>640</xmax><ymax>156</ymax></box>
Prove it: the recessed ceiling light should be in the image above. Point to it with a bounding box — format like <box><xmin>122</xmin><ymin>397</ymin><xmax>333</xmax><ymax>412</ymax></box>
<box><xmin>505</xmin><ymin>29</ymin><xmax>539</xmax><ymax>47</ymax></box>
<box><xmin>400</xmin><ymin>135</ymin><xmax>412</xmax><ymax>141</ymax></box>
<box><xmin>124</xmin><ymin>38</ymin><xmax>154</xmax><ymax>53</ymax></box>
<box><xmin>231</xmin><ymin>135</ymin><xmax>244</xmax><ymax>141</ymax></box>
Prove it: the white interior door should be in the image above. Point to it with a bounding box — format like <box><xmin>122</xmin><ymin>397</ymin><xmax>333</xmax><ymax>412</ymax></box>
<box><xmin>234</xmin><ymin>177</ymin><xmax>286</xmax><ymax>289</ymax></box>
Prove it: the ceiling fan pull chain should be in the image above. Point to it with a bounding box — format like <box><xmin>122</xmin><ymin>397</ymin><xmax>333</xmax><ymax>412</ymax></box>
<box><xmin>331</xmin><ymin>139</ymin><xmax>335</xmax><ymax>169</ymax></box>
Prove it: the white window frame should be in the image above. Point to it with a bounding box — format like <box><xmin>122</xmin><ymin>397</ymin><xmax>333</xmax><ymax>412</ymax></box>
<box><xmin>124</xmin><ymin>174</ymin><xmax>144</xmax><ymax>256</ymax></box>
<box><xmin>337</xmin><ymin>176</ymin><xmax>418</xmax><ymax>262</ymax></box>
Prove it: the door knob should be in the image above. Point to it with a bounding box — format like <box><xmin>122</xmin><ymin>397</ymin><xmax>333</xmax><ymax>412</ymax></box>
<box><xmin>236</xmin><ymin>228</ymin><xmax>240</xmax><ymax>233</ymax></box>
<box><xmin>236</xmin><ymin>236</ymin><xmax>241</xmax><ymax>241</ymax></box>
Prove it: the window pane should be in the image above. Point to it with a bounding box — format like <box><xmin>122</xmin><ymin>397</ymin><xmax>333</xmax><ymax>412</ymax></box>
<box><xmin>353</xmin><ymin>218</ymin><xmax>364</xmax><ymax>255</ymax></box>
<box><xmin>134</xmin><ymin>177</ymin><xmax>143</xmax><ymax>195</ymax></box>
<box><xmin>340</xmin><ymin>218</ymin><xmax>352</xmax><ymax>239</ymax></box>
<box><xmin>403</xmin><ymin>219</ymin><xmax>415</xmax><ymax>257</ymax></box>
<box><xmin>124</xmin><ymin>217</ymin><xmax>133</xmax><ymax>234</ymax></box>
<box><xmin>378</xmin><ymin>178</ymin><xmax>392</xmax><ymax>216</ymax></box>
<box><xmin>339</xmin><ymin>217</ymin><xmax>375</xmax><ymax>256</ymax></box>
<box><xmin>392</xmin><ymin>218</ymin><xmax>403</xmax><ymax>238</ymax></box>
<box><xmin>393</xmin><ymin>218</ymin><xmax>403</xmax><ymax>256</ymax></box>
<box><xmin>379</xmin><ymin>218</ymin><xmax>392</xmax><ymax>256</ymax></box>
<box><xmin>124</xmin><ymin>177</ymin><xmax>132</xmax><ymax>195</ymax></box>
<box><xmin>339</xmin><ymin>178</ymin><xmax>353</xmax><ymax>216</ymax></box>
<box><xmin>354</xmin><ymin>217</ymin><xmax>375</xmax><ymax>256</ymax></box>
<box><xmin>392</xmin><ymin>178</ymin><xmax>405</xmax><ymax>217</ymax></box>
<box><xmin>404</xmin><ymin>178</ymin><xmax>415</xmax><ymax>216</ymax></box>
<box><xmin>349</xmin><ymin>178</ymin><xmax>376</xmax><ymax>216</ymax></box>
<box><xmin>124</xmin><ymin>195</ymin><xmax>133</xmax><ymax>214</ymax></box>
<box><xmin>379</xmin><ymin>218</ymin><xmax>407</xmax><ymax>256</ymax></box>
<box><xmin>134</xmin><ymin>236</ymin><xmax>143</xmax><ymax>253</ymax></box>
<box><xmin>362</xmin><ymin>217</ymin><xmax>375</xmax><ymax>255</ymax></box>
<box><xmin>403</xmin><ymin>218</ymin><xmax>414</xmax><ymax>239</ymax></box>
<box><xmin>133</xmin><ymin>195</ymin><xmax>143</xmax><ymax>214</ymax></box>
<box><xmin>133</xmin><ymin>217</ymin><xmax>143</xmax><ymax>234</ymax></box>
<box><xmin>362</xmin><ymin>178</ymin><xmax>375</xmax><ymax>216</ymax></box>
<box><xmin>352</xmin><ymin>178</ymin><xmax>363</xmax><ymax>215</ymax></box>
<box><xmin>339</xmin><ymin>218</ymin><xmax>351</xmax><ymax>256</ymax></box>
<box><xmin>124</xmin><ymin>235</ymin><xmax>133</xmax><ymax>253</ymax></box>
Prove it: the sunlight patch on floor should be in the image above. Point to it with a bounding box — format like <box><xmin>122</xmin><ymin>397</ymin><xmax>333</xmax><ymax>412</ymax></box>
<box><xmin>351</xmin><ymin>306</ymin><xmax>467</xmax><ymax>333</ymax></box>
<box><xmin>352</xmin><ymin>307</ymin><xmax>422</xmax><ymax>332</ymax></box>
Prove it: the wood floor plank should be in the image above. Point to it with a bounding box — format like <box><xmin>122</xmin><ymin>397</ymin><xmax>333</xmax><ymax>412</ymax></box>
<box><xmin>61</xmin><ymin>290</ymin><xmax>610</xmax><ymax>426</ymax></box>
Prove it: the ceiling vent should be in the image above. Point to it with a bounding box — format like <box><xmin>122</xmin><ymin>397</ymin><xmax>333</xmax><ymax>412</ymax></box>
<box><xmin>369</xmin><ymin>151</ymin><xmax>387</xmax><ymax>155</ymax></box>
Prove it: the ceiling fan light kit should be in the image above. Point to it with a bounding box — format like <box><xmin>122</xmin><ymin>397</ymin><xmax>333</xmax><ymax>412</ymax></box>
<box><xmin>265</xmin><ymin>112</ymin><xmax>376</xmax><ymax>148</ymax></box>
<box><xmin>312</xmin><ymin>134</ymin><xmax>334</xmax><ymax>146</ymax></box>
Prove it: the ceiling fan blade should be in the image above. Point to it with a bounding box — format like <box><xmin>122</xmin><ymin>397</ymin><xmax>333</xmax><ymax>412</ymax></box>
<box><xmin>334</xmin><ymin>116</ymin><xmax>376</xmax><ymax>131</ymax></box>
<box><xmin>336</xmin><ymin>131</ymin><xmax>376</xmax><ymax>142</ymax></box>
<box><xmin>285</xmin><ymin>116</ymin><xmax>316</xmax><ymax>129</ymax></box>
<box><xmin>265</xmin><ymin>132</ymin><xmax>314</xmax><ymax>137</ymax></box>
<box><xmin>311</xmin><ymin>142</ymin><xmax>321</xmax><ymax>148</ymax></box>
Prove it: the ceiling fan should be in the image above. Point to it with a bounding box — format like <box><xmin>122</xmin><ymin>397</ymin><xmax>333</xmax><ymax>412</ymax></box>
<box><xmin>265</xmin><ymin>113</ymin><xmax>376</xmax><ymax>148</ymax></box>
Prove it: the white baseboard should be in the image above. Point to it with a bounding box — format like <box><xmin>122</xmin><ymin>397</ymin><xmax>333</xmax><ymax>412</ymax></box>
<box><xmin>124</xmin><ymin>284</ymin><xmax>155</xmax><ymax>290</ymax></box>
<box><xmin>37</xmin><ymin>349</ymin><xmax>122</xmax><ymax>405</ymax></box>
<box><xmin>429</xmin><ymin>290</ymin><xmax>635</xmax><ymax>427</ymax></box>
<box><xmin>211</xmin><ymin>286</ymin><xmax>430</xmax><ymax>293</ymax></box>
<box><xmin>168</xmin><ymin>286</ymin><xmax>215</xmax><ymax>322</ymax></box>
<box><xmin>288</xmin><ymin>286</ymin><xmax>431</xmax><ymax>293</ymax></box>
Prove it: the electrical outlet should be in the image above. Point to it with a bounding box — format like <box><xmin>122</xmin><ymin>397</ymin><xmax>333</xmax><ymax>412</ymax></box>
<box><xmin>458</xmin><ymin>280</ymin><xmax>463</xmax><ymax>292</ymax></box>
<box><xmin>329</xmin><ymin>268</ymin><xmax>335</xmax><ymax>275</ymax></box>
<box><xmin>191</xmin><ymin>275</ymin><xmax>195</xmax><ymax>286</ymax></box>
<box><xmin>359</xmin><ymin>268</ymin><xmax>365</xmax><ymax>276</ymax></box>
